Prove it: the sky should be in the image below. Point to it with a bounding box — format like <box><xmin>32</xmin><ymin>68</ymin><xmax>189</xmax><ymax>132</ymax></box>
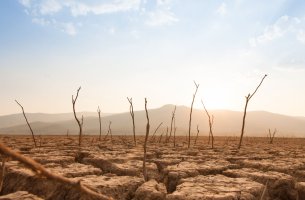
<box><xmin>1</xmin><ymin>0</ymin><xmax>305</xmax><ymax>116</ymax></box>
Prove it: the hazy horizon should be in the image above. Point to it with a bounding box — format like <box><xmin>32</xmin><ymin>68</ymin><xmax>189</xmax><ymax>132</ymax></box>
<box><xmin>1</xmin><ymin>1</ymin><xmax>305</xmax><ymax>116</ymax></box>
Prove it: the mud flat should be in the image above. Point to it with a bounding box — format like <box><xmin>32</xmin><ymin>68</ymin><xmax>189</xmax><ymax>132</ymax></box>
<box><xmin>0</xmin><ymin>135</ymin><xmax>304</xmax><ymax>200</ymax></box>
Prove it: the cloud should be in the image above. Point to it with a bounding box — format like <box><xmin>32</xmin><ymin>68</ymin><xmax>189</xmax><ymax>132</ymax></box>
<box><xmin>249</xmin><ymin>15</ymin><xmax>304</xmax><ymax>47</ymax></box>
<box><xmin>32</xmin><ymin>17</ymin><xmax>51</xmax><ymax>26</ymax></box>
<box><xmin>39</xmin><ymin>0</ymin><xmax>62</xmax><ymax>15</ymax></box>
<box><xmin>297</xmin><ymin>30</ymin><xmax>305</xmax><ymax>44</ymax></box>
<box><xmin>32</xmin><ymin>17</ymin><xmax>77</xmax><ymax>36</ymax></box>
<box><xmin>146</xmin><ymin>9</ymin><xmax>178</xmax><ymax>26</ymax></box>
<box><xmin>216</xmin><ymin>2</ymin><xmax>227</xmax><ymax>16</ymax></box>
<box><xmin>59</xmin><ymin>22</ymin><xmax>77</xmax><ymax>36</ymax></box>
<box><xmin>68</xmin><ymin>0</ymin><xmax>141</xmax><ymax>16</ymax></box>
<box><xmin>19</xmin><ymin>0</ymin><xmax>32</xmax><ymax>8</ymax></box>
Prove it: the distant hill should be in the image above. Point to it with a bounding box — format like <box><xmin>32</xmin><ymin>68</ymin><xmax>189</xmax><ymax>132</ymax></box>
<box><xmin>0</xmin><ymin>112</ymin><xmax>112</xmax><ymax>129</ymax></box>
<box><xmin>0</xmin><ymin>105</ymin><xmax>305</xmax><ymax>137</ymax></box>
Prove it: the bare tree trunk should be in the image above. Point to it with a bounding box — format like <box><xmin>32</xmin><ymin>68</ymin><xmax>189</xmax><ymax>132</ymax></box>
<box><xmin>104</xmin><ymin>121</ymin><xmax>112</xmax><ymax>143</ymax></box>
<box><xmin>165</xmin><ymin>127</ymin><xmax>168</xmax><ymax>143</ymax></box>
<box><xmin>201</xmin><ymin>100</ymin><xmax>214</xmax><ymax>149</ymax></box>
<box><xmin>97</xmin><ymin>106</ymin><xmax>102</xmax><ymax>141</ymax></box>
<box><xmin>150</xmin><ymin>122</ymin><xmax>163</xmax><ymax>142</ymax></box>
<box><xmin>127</xmin><ymin>97</ymin><xmax>136</xmax><ymax>146</ymax></box>
<box><xmin>238</xmin><ymin>74</ymin><xmax>267</xmax><ymax>149</ymax></box>
<box><xmin>167</xmin><ymin>106</ymin><xmax>176</xmax><ymax>143</ymax></box>
<box><xmin>173</xmin><ymin>118</ymin><xmax>177</xmax><ymax>147</ymax></box>
<box><xmin>158</xmin><ymin>132</ymin><xmax>163</xmax><ymax>143</ymax></box>
<box><xmin>15</xmin><ymin>100</ymin><xmax>37</xmax><ymax>148</ymax></box>
<box><xmin>143</xmin><ymin>98</ymin><xmax>150</xmax><ymax>181</ymax></box>
<box><xmin>72</xmin><ymin>87</ymin><xmax>83</xmax><ymax>147</ymax></box>
<box><xmin>268</xmin><ymin>128</ymin><xmax>277</xmax><ymax>144</ymax></box>
<box><xmin>194</xmin><ymin>125</ymin><xmax>199</xmax><ymax>145</ymax></box>
<box><xmin>188</xmin><ymin>81</ymin><xmax>199</xmax><ymax>149</ymax></box>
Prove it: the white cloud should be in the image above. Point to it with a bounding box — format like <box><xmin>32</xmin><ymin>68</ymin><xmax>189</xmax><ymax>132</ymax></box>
<box><xmin>249</xmin><ymin>15</ymin><xmax>304</xmax><ymax>46</ymax></box>
<box><xmin>146</xmin><ymin>9</ymin><xmax>178</xmax><ymax>26</ymax></box>
<box><xmin>19</xmin><ymin>0</ymin><xmax>32</xmax><ymax>8</ymax></box>
<box><xmin>68</xmin><ymin>0</ymin><xmax>141</xmax><ymax>16</ymax></box>
<box><xmin>216</xmin><ymin>2</ymin><xmax>227</xmax><ymax>16</ymax></box>
<box><xmin>39</xmin><ymin>0</ymin><xmax>62</xmax><ymax>15</ymax></box>
<box><xmin>60</xmin><ymin>22</ymin><xmax>77</xmax><ymax>36</ymax></box>
<box><xmin>297</xmin><ymin>30</ymin><xmax>305</xmax><ymax>44</ymax></box>
<box><xmin>32</xmin><ymin>17</ymin><xmax>50</xmax><ymax>26</ymax></box>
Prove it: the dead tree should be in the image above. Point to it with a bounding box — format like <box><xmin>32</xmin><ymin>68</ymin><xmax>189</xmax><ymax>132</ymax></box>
<box><xmin>194</xmin><ymin>125</ymin><xmax>200</xmax><ymax>145</ymax></box>
<box><xmin>127</xmin><ymin>97</ymin><xmax>136</xmax><ymax>146</ymax></box>
<box><xmin>158</xmin><ymin>132</ymin><xmax>164</xmax><ymax>143</ymax></box>
<box><xmin>238</xmin><ymin>74</ymin><xmax>267</xmax><ymax>149</ymax></box>
<box><xmin>0</xmin><ymin>142</ymin><xmax>112</xmax><ymax>200</ymax></box>
<box><xmin>165</xmin><ymin>127</ymin><xmax>169</xmax><ymax>143</ymax></box>
<box><xmin>150</xmin><ymin>122</ymin><xmax>163</xmax><ymax>142</ymax></box>
<box><xmin>188</xmin><ymin>81</ymin><xmax>199</xmax><ymax>148</ymax></box>
<box><xmin>167</xmin><ymin>106</ymin><xmax>176</xmax><ymax>143</ymax></box>
<box><xmin>143</xmin><ymin>98</ymin><xmax>150</xmax><ymax>181</ymax></box>
<box><xmin>201</xmin><ymin>99</ymin><xmax>214</xmax><ymax>149</ymax></box>
<box><xmin>173</xmin><ymin>118</ymin><xmax>177</xmax><ymax>147</ymax></box>
<box><xmin>104</xmin><ymin>121</ymin><xmax>112</xmax><ymax>143</ymax></box>
<box><xmin>15</xmin><ymin>100</ymin><xmax>37</xmax><ymax>147</ymax></box>
<box><xmin>268</xmin><ymin>128</ymin><xmax>277</xmax><ymax>144</ymax></box>
<box><xmin>97</xmin><ymin>106</ymin><xmax>102</xmax><ymax>141</ymax></box>
<box><xmin>72</xmin><ymin>87</ymin><xmax>83</xmax><ymax>147</ymax></box>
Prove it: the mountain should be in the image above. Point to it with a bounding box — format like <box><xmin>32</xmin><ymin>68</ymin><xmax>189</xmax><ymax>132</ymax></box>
<box><xmin>0</xmin><ymin>105</ymin><xmax>305</xmax><ymax>137</ymax></box>
<box><xmin>0</xmin><ymin>112</ymin><xmax>113</xmax><ymax>129</ymax></box>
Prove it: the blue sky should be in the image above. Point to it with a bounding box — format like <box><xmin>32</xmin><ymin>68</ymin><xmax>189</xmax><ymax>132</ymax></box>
<box><xmin>1</xmin><ymin>0</ymin><xmax>305</xmax><ymax>116</ymax></box>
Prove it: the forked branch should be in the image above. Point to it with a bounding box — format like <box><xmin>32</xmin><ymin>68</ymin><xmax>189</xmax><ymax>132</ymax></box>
<box><xmin>72</xmin><ymin>87</ymin><xmax>83</xmax><ymax>147</ymax></box>
<box><xmin>238</xmin><ymin>74</ymin><xmax>267</xmax><ymax>149</ymax></box>
<box><xmin>188</xmin><ymin>81</ymin><xmax>199</xmax><ymax>148</ymax></box>
<box><xmin>15</xmin><ymin>100</ymin><xmax>37</xmax><ymax>148</ymax></box>
<box><xmin>143</xmin><ymin>98</ymin><xmax>150</xmax><ymax>181</ymax></box>
<box><xmin>201</xmin><ymin>99</ymin><xmax>214</xmax><ymax>149</ymax></box>
<box><xmin>127</xmin><ymin>97</ymin><xmax>136</xmax><ymax>146</ymax></box>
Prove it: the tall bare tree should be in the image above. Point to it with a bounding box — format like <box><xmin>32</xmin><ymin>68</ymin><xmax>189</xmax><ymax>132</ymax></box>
<box><xmin>97</xmin><ymin>106</ymin><xmax>102</xmax><ymax>141</ymax></box>
<box><xmin>238</xmin><ymin>74</ymin><xmax>267</xmax><ymax>149</ymax></box>
<box><xmin>72</xmin><ymin>87</ymin><xmax>83</xmax><ymax>147</ymax></box>
<box><xmin>188</xmin><ymin>81</ymin><xmax>199</xmax><ymax>148</ymax></box>
<box><xmin>167</xmin><ymin>105</ymin><xmax>176</xmax><ymax>143</ymax></box>
<box><xmin>127</xmin><ymin>97</ymin><xmax>136</xmax><ymax>146</ymax></box>
<box><xmin>15</xmin><ymin>100</ymin><xmax>37</xmax><ymax>147</ymax></box>
<box><xmin>143</xmin><ymin>98</ymin><xmax>150</xmax><ymax>181</ymax></box>
<box><xmin>201</xmin><ymin>99</ymin><xmax>214</xmax><ymax>149</ymax></box>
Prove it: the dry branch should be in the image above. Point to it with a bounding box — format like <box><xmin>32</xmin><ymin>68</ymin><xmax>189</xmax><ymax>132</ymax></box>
<box><xmin>194</xmin><ymin>125</ymin><xmax>199</xmax><ymax>145</ymax></box>
<box><xmin>150</xmin><ymin>122</ymin><xmax>163</xmax><ymax>143</ymax></box>
<box><xmin>201</xmin><ymin>99</ymin><xmax>214</xmax><ymax>149</ymax></box>
<box><xmin>15</xmin><ymin>100</ymin><xmax>37</xmax><ymax>148</ymax></box>
<box><xmin>188</xmin><ymin>81</ymin><xmax>199</xmax><ymax>148</ymax></box>
<box><xmin>97</xmin><ymin>106</ymin><xmax>102</xmax><ymax>141</ymax></box>
<box><xmin>167</xmin><ymin>106</ymin><xmax>176</xmax><ymax>143</ymax></box>
<box><xmin>268</xmin><ymin>128</ymin><xmax>277</xmax><ymax>144</ymax></box>
<box><xmin>238</xmin><ymin>74</ymin><xmax>267</xmax><ymax>149</ymax></box>
<box><xmin>173</xmin><ymin>118</ymin><xmax>177</xmax><ymax>147</ymax></box>
<box><xmin>72</xmin><ymin>87</ymin><xmax>83</xmax><ymax>147</ymax></box>
<box><xmin>0</xmin><ymin>142</ymin><xmax>112</xmax><ymax>200</ymax></box>
<box><xmin>0</xmin><ymin>158</ymin><xmax>6</xmax><ymax>193</ymax></box>
<box><xmin>143</xmin><ymin>98</ymin><xmax>150</xmax><ymax>181</ymax></box>
<box><xmin>127</xmin><ymin>97</ymin><xmax>136</xmax><ymax>146</ymax></box>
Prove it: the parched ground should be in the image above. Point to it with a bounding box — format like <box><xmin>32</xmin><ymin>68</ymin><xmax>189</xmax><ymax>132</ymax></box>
<box><xmin>0</xmin><ymin>135</ymin><xmax>305</xmax><ymax>200</ymax></box>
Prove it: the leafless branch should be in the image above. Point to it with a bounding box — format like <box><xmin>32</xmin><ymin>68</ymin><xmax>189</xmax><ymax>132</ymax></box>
<box><xmin>15</xmin><ymin>100</ymin><xmax>37</xmax><ymax>147</ymax></box>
